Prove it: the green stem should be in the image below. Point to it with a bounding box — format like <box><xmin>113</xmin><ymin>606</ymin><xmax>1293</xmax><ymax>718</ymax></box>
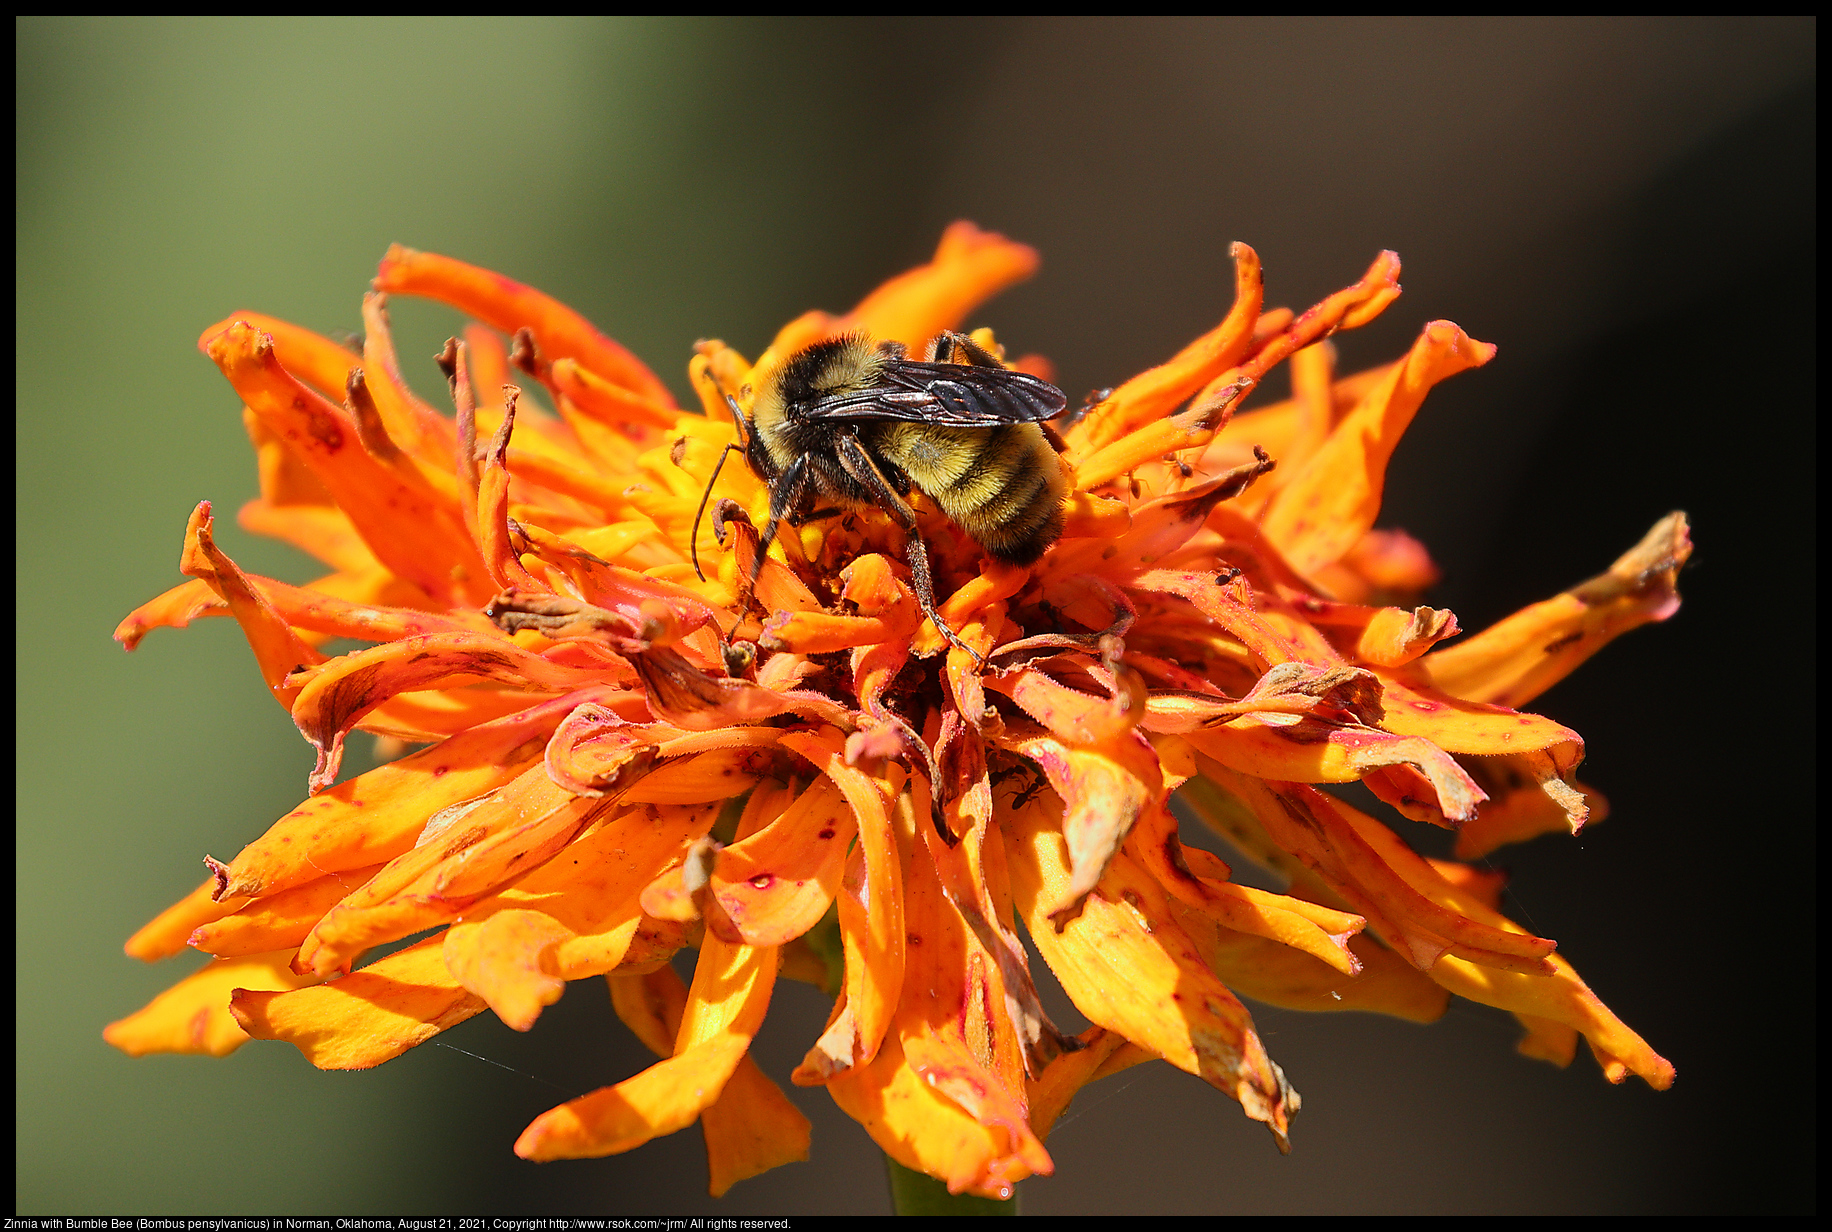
<box><xmin>884</xmin><ymin>1153</ymin><xmax>1019</xmax><ymax>1216</ymax></box>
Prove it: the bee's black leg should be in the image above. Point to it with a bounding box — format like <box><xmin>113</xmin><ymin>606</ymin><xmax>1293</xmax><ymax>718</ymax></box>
<box><xmin>833</xmin><ymin>433</ymin><xmax>980</xmax><ymax>663</ymax></box>
<box><xmin>932</xmin><ymin>330</ymin><xmax>1005</xmax><ymax>368</ymax></box>
<box><xmin>753</xmin><ymin>453</ymin><xmax>809</xmax><ymax>583</ymax></box>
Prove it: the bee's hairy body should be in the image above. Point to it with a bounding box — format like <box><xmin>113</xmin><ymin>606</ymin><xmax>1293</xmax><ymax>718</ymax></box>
<box><xmin>748</xmin><ymin>334</ymin><xmax>1068</xmax><ymax>565</ymax></box>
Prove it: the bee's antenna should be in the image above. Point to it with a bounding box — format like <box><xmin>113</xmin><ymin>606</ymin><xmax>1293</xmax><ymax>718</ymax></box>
<box><xmin>689</xmin><ymin>368</ymin><xmax>758</xmax><ymax>584</ymax></box>
<box><xmin>689</xmin><ymin>442</ymin><xmax>740</xmax><ymax>583</ymax></box>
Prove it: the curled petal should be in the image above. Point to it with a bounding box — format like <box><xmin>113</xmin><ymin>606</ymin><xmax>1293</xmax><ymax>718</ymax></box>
<box><xmin>1456</xmin><ymin>755</ymin><xmax>1611</xmax><ymax>860</ymax></box>
<box><xmin>179</xmin><ymin>502</ymin><xmax>326</xmax><ymax>705</ymax></box>
<box><xmin>1333</xmin><ymin>798</ymin><xmax>1674</xmax><ymax>1089</ymax></box>
<box><xmin>375</xmin><ymin>245</ymin><xmax>675</xmax><ymax>410</ymax></box>
<box><xmin>1262</xmin><ymin>320</ymin><xmax>1496</xmax><ymax>580</ymax></box>
<box><xmin>1198</xmin><ymin>761</ymin><xmax>1557</xmax><ymax>976</ymax></box>
<box><xmin>288</xmin><ymin>632</ymin><xmax>610</xmax><ymax>793</ymax></box>
<box><xmin>1293</xmin><ymin>598</ymin><xmax>1462</xmax><ymax>668</ymax></box>
<box><xmin>515</xmin><ymin>934</ymin><xmax>778</xmax><ymax>1161</ymax></box>
<box><xmin>202</xmin><ymin>320</ymin><xmax>490</xmax><ymax>606</ymax></box>
<box><xmin>1183</xmin><ymin>716</ymin><xmax>1487</xmax><ymax>827</ymax></box>
<box><xmin>1071</xmin><ymin>242</ymin><xmax>1264</xmax><ymax>452</ymax></box>
<box><xmin>996</xmin><ymin>724</ymin><xmax>1161</xmax><ymax>918</ymax></box>
<box><xmin>783</xmin><ymin>729</ymin><xmax>905</xmax><ymax>1072</ymax></box>
<box><xmin>296</xmin><ymin>759</ymin><xmax>625</xmax><ymax>977</ymax></box>
<box><xmin>1408</xmin><ymin>512</ymin><xmax>1692</xmax><ymax>709</ymax></box>
<box><xmin>630</xmin><ymin>646</ymin><xmax>793</xmax><ymax>731</ymax></box>
<box><xmin>442</xmin><ymin>908</ymin><xmax>574</xmax><ymax>1032</ymax></box>
<box><xmin>710</xmin><ymin>776</ymin><xmax>856</xmax><ymax>947</ymax></box>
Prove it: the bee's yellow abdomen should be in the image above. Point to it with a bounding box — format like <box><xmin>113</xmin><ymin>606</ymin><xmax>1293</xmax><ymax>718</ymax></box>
<box><xmin>872</xmin><ymin>421</ymin><xmax>1066</xmax><ymax>564</ymax></box>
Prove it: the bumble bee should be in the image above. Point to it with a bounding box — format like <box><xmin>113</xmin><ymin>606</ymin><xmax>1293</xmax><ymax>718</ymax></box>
<box><xmin>693</xmin><ymin>331</ymin><xmax>1069</xmax><ymax>656</ymax></box>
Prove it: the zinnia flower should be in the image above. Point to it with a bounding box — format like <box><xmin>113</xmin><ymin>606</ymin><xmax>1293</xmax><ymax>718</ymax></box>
<box><xmin>107</xmin><ymin>223</ymin><xmax>1681</xmax><ymax>1204</ymax></box>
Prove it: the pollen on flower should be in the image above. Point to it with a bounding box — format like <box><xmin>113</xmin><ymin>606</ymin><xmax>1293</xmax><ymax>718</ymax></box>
<box><xmin>109</xmin><ymin>222</ymin><xmax>1681</xmax><ymax>1200</ymax></box>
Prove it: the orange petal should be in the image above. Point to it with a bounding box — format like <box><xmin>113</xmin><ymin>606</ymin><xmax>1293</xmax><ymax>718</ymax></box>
<box><xmin>230</xmin><ymin>934</ymin><xmax>484</xmax><ymax>1069</ymax></box>
<box><xmin>1174</xmin><ymin>907</ymin><xmax>1449</xmax><ymax>1023</ymax></box>
<box><xmin>237</xmin><ymin>499</ymin><xmax>381</xmax><ymax>575</ymax></box>
<box><xmin>1129</xmin><ymin>820</ymin><xmax>1364</xmax><ymax>976</ymax></box>
<box><xmin>606</xmin><ymin>966</ymin><xmax>812</xmax><ymax>1195</ymax></box>
<box><xmin>846</xmin><ymin>222</ymin><xmax>1040</xmax><ymax>352</ymax></box>
<box><xmin>700</xmin><ymin>1037</ymin><xmax>814</xmax><ymax>1197</ymax></box>
<box><xmin>1198</xmin><ymin>761</ymin><xmax>1558</xmax><ymax>976</ymax></box>
<box><xmin>358</xmin><ymin>292</ymin><xmax>461</xmax><ymax>467</ymax></box>
<box><xmin>620</xmin><ymin>747</ymin><xmax>768</xmax><ymax>804</ymax></box>
<box><xmin>1261</xmin><ymin>319</ymin><xmax>1495</xmax><ymax>580</ymax></box>
<box><xmin>995</xmin><ymin>725</ymin><xmax>1160</xmax><ymax>917</ymax></box>
<box><xmin>196</xmin><ymin>311</ymin><xmax>359</xmax><ymax>408</ymax></box>
<box><xmin>551</xmin><ymin>357</ymin><xmax>680</xmax><ymax>439</ymax></box>
<box><xmin>863</xmin><ymin>784</ymin><xmax>1053</xmax><ymax>1194</ymax></box>
<box><xmin>179</xmin><ymin>502</ymin><xmax>326</xmax><ymax>705</ymax></box>
<box><xmin>125</xmin><ymin>877</ymin><xmax>250</xmax><ymax>962</ymax></box>
<box><xmin>515</xmin><ymin>934</ymin><xmax>778</xmax><ymax>1160</ymax></box>
<box><xmin>1332</xmin><ymin>799</ymin><xmax>1674</xmax><ymax>1089</ymax></box>
<box><xmin>629</xmin><ymin>645</ymin><xmax>794</xmax><ymax>732</ymax></box>
<box><xmin>105</xmin><ymin>951</ymin><xmax>316</xmax><ymax>1057</ymax></box>
<box><xmin>1292</xmin><ymin>597</ymin><xmax>1462</xmax><ymax>668</ymax></box>
<box><xmin>825</xmin><ymin>1025</ymin><xmax>1048</xmax><ymax>1201</ymax></box>
<box><xmin>1406</xmin><ymin>512</ymin><xmax>1692</xmax><ymax>709</ymax></box>
<box><xmin>985</xmin><ymin>661</ymin><xmax>1144</xmax><ymax>747</ymax></box>
<box><xmin>1059</xmin><ymin>454</ymin><xmax>1274</xmax><ymax>571</ymax></box>
<box><xmin>1025</xmin><ymin>1028</ymin><xmax>1133</xmax><ymax>1141</ymax></box>
<box><xmin>201</xmin><ymin>319</ymin><xmax>490</xmax><ymax>606</ymax></box>
<box><xmin>212</xmin><ymin>691</ymin><xmax>580</xmax><ymax>901</ymax></box>
<box><xmin>1329</xmin><ymin>526</ymin><xmax>1442</xmax><ymax>601</ymax></box>
<box><xmin>711</xmin><ymin>776</ymin><xmax>856</xmax><ymax>947</ymax></box>
<box><xmin>441</xmin><ymin>908</ymin><xmax>574</xmax><ymax>1032</ymax></box>
<box><xmin>287</xmin><ymin>631</ymin><xmax>603</xmax><ymax>793</ymax></box>
<box><xmin>1455</xmin><ymin>756</ymin><xmax>1611</xmax><ymax>860</ymax></box>
<box><xmin>1183</xmin><ymin>716</ymin><xmax>1487</xmax><ymax>826</ymax></box>
<box><xmin>189</xmin><ymin>863</ymin><xmax>386</xmax><ymax>958</ymax></box>
<box><xmin>1070</xmin><ymin>242</ymin><xmax>1264</xmax><ymax>452</ymax></box>
<box><xmin>781</xmin><ymin>730</ymin><xmax>905</xmax><ymax>1071</ymax></box>
<box><xmin>1001</xmin><ymin>788</ymin><xmax>1299</xmax><ymax>1151</ymax></box>
<box><xmin>374</xmin><ymin>245</ymin><xmax>675</xmax><ymax>410</ymax></box>
<box><xmin>296</xmin><ymin>759</ymin><xmax>621</xmax><ymax>977</ymax></box>
<box><xmin>475</xmin><ymin>396</ymin><xmax>548</xmax><ymax>593</ymax></box>
<box><xmin>114</xmin><ymin>578</ymin><xmax>223</xmax><ymax>651</ymax></box>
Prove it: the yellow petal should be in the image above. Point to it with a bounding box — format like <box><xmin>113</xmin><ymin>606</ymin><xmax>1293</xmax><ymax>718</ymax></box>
<box><xmin>230</xmin><ymin>935</ymin><xmax>485</xmax><ymax>1069</ymax></box>
<box><xmin>105</xmin><ymin>951</ymin><xmax>317</xmax><ymax>1057</ymax></box>
<box><xmin>1002</xmin><ymin>787</ymin><xmax>1298</xmax><ymax>1151</ymax></box>
<box><xmin>515</xmin><ymin>934</ymin><xmax>778</xmax><ymax>1160</ymax></box>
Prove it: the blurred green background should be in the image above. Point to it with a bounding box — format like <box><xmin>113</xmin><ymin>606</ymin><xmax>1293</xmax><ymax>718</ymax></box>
<box><xmin>16</xmin><ymin>17</ymin><xmax>1814</xmax><ymax>1215</ymax></box>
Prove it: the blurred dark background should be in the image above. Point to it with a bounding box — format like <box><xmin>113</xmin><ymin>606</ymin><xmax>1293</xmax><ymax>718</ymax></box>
<box><xmin>16</xmin><ymin>16</ymin><xmax>1813</xmax><ymax>1215</ymax></box>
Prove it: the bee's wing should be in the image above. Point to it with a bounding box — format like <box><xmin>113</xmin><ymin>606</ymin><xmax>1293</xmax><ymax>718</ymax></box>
<box><xmin>801</xmin><ymin>361</ymin><xmax>1067</xmax><ymax>427</ymax></box>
